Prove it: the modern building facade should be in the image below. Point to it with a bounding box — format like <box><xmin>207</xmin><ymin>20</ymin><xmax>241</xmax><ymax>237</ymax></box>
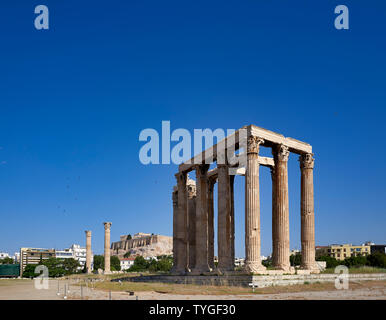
<box><xmin>316</xmin><ymin>244</ymin><xmax>371</xmax><ymax>260</ymax></box>
<box><xmin>19</xmin><ymin>248</ymin><xmax>55</xmax><ymax>276</ymax></box>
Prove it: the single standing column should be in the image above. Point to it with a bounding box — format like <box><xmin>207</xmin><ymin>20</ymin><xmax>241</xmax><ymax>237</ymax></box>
<box><xmin>172</xmin><ymin>172</ymin><xmax>189</xmax><ymax>274</ymax></box>
<box><xmin>188</xmin><ymin>181</ymin><xmax>197</xmax><ymax>270</ymax></box>
<box><xmin>272</xmin><ymin>144</ymin><xmax>291</xmax><ymax>272</ymax></box>
<box><xmin>192</xmin><ymin>164</ymin><xmax>211</xmax><ymax>274</ymax></box>
<box><xmin>172</xmin><ymin>187</ymin><xmax>179</xmax><ymax>271</ymax></box>
<box><xmin>217</xmin><ymin>164</ymin><xmax>233</xmax><ymax>271</ymax></box>
<box><xmin>207</xmin><ymin>178</ymin><xmax>215</xmax><ymax>269</ymax></box>
<box><xmin>104</xmin><ymin>222</ymin><xmax>112</xmax><ymax>274</ymax></box>
<box><xmin>244</xmin><ymin>136</ymin><xmax>266</xmax><ymax>273</ymax></box>
<box><xmin>230</xmin><ymin>174</ymin><xmax>235</xmax><ymax>268</ymax></box>
<box><xmin>300</xmin><ymin>153</ymin><xmax>318</xmax><ymax>272</ymax></box>
<box><xmin>85</xmin><ymin>230</ymin><xmax>92</xmax><ymax>274</ymax></box>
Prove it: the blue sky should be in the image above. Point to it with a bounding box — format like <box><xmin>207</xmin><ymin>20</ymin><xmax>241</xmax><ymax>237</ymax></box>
<box><xmin>0</xmin><ymin>1</ymin><xmax>385</xmax><ymax>257</ymax></box>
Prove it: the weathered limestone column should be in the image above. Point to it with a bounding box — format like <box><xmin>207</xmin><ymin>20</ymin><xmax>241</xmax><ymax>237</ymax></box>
<box><xmin>192</xmin><ymin>164</ymin><xmax>211</xmax><ymax>274</ymax></box>
<box><xmin>188</xmin><ymin>180</ymin><xmax>197</xmax><ymax>270</ymax></box>
<box><xmin>171</xmin><ymin>172</ymin><xmax>189</xmax><ymax>274</ymax></box>
<box><xmin>207</xmin><ymin>178</ymin><xmax>215</xmax><ymax>269</ymax></box>
<box><xmin>244</xmin><ymin>136</ymin><xmax>266</xmax><ymax>273</ymax></box>
<box><xmin>272</xmin><ymin>144</ymin><xmax>291</xmax><ymax>271</ymax></box>
<box><xmin>270</xmin><ymin>166</ymin><xmax>277</xmax><ymax>265</ymax></box>
<box><xmin>172</xmin><ymin>187</ymin><xmax>179</xmax><ymax>271</ymax></box>
<box><xmin>300</xmin><ymin>153</ymin><xmax>318</xmax><ymax>272</ymax></box>
<box><xmin>85</xmin><ymin>230</ymin><xmax>92</xmax><ymax>274</ymax></box>
<box><xmin>103</xmin><ymin>222</ymin><xmax>112</xmax><ymax>273</ymax></box>
<box><xmin>230</xmin><ymin>174</ymin><xmax>235</xmax><ymax>267</ymax></box>
<box><xmin>217</xmin><ymin>164</ymin><xmax>233</xmax><ymax>271</ymax></box>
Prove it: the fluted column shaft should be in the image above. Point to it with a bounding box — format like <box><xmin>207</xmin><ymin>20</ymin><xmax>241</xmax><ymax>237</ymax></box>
<box><xmin>85</xmin><ymin>230</ymin><xmax>92</xmax><ymax>274</ymax></box>
<box><xmin>172</xmin><ymin>172</ymin><xmax>188</xmax><ymax>273</ymax></box>
<box><xmin>172</xmin><ymin>189</ymin><xmax>179</xmax><ymax>270</ymax></box>
<box><xmin>207</xmin><ymin>179</ymin><xmax>215</xmax><ymax>269</ymax></box>
<box><xmin>244</xmin><ymin>136</ymin><xmax>266</xmax><ymax>273</ymax></box>
<box><xmin>188</xmin><ymin>189</ymin><xmax>197</xmax><ymax>270</ymax></box>
<box><xmin>270</xmin><ymin>167</ymin><xmax>277</xmax><ymax>265</ymax></box>
<box><xmin>193</xmin><ymin>164</ymin><xmax>211</xmax><ymax>273</ymax></box>
<box><xmin>230</xmin><ymin>175</ymin><xmax>235</xmax><ymax>268</ymax></box>
<box><xmin>218</xmin><ymin>164</ymin><xmax>233</xmax><ymax>271</ymax></box>
<box><xmin>300</xmin><ymin>153</ymin><xmax>317</xmax><ymax>270</ymax></box>
<box><xmin>104</xmin><ymin>222</ymin><xmax>112</xmax><ymax>273</ymax></box>
<box><xmin>272</xmin><ymin>145</ymin><xmax>291</xmax><ymax>271</ymax></box>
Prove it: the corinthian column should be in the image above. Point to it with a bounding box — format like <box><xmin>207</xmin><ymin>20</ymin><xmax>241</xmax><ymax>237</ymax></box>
<box><xmin>188</xmin><ymin>180</ymin><xmax>197</xmax><ymax>270</ymax></box>
<box><xmin>103</xmin><ymin>222</ymin><xmax>112</xmax><ymax>274</ymax></box>
<box><xmin>85</xmin><ymin>230</ymin><xmax>92</xmax><ymax>274</ymax></box>
<box><xmin>171</xmin><ymin>172</ymin><xmax>189</xmax><ymax>274</ymax></box>
<box><xmin>230</xmin><ymin>174</ymin><xmax>235</xmax><ymax>268</ymax></box>
<box><xmin>272</xmin><ymin>144</ymin><xmax>291</xmax><ymax>272</ymax></box>
<box><xmin>300</xmin><ymin>153</ymin><xmax>318</xmax><ymax>272</ymax></box>
<box><xmin>192</xmin><ymin>164</ymin><xmax>211</xmax><ymax>274</ymax></box>
<box><xmin>217</xmin><ymin>164</ymin><xmax>233</xmax><ymax>271</ymax></box>
<box><xmin>244</xmin><ymin>136</ymin><xmax>266</xmax><ymax>273</ymax></box>
<box><xmin>207</xmin><ymin>178</ymin><xmax>215</xmax><ymax>269</ymax></box>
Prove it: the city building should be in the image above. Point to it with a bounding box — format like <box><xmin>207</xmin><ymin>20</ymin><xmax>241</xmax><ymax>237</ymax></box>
<box><xmin>120</xmin><ymin>257</ymin><xmax>135</xmax><ymax>270</ymax></box>
<box><xmin>0</xmin><ymin>252</ymin><xmax>10</xmax><ymax>259</ymax></box>
<box><xmin>55</xmin><ymin>244</ymin><xmax>90</xmax><ymax>270</ymax></box>
<box><xmin>19</xmin><ymin>248</ymin><xmax>55</xmax><ymax>276</ymax></box>
<box><xmin>316</xmin><ymin>244</ymin><xmax>371</xmax><ymax>260</ymax></box>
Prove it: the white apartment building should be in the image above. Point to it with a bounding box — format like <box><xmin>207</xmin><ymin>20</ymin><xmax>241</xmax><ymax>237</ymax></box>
<box><xmin>0</xmin><ymin>252</ymin><xmax>10</xmax><ymax>259</ymax></box>
<box><xmin>55</xmin><ymin>244</ymin><xmax>90</xmax><ymax>270</ymax></box>
<box><xmin>120</xmin><ymin>257</ymin><xmax>135</xmax><ymax>270</ymax></box>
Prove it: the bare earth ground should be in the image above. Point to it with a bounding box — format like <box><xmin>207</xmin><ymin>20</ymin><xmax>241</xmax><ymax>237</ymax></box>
<box><xmin>0</xmin><ymin>278</ymin><xmax>385</xmax><ymax>300</ymax></box>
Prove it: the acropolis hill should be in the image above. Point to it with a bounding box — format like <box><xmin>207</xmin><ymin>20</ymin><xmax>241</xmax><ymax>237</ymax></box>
<box><xmin>111</xmin><ymin>232</ymin><xmax>172</xmax><ymax>259</ymax></box>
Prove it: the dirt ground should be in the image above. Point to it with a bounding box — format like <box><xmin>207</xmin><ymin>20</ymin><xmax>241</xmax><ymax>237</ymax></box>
<box><xmin>0</xmin><ymin>278</ymin><xmax>385</xmax><ymax>300</ymax></box>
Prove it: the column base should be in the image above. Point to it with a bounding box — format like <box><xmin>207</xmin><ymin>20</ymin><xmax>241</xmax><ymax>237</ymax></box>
<box><xmin>299</xmin><ymin>264</ymin><xmax>321</xmax><ymax>274</ymax></box>
<box><xmin>272</xmin><ymin>265</ymin><xmax>295</xmax><ymax>274</ymax></box>
<box><xmin>103</xmin><ymin>271</ymin><xmax>112</xmax><ymax>275</ymax></box>
<box><xmin>244</xmin><ymin>262</ymin><xmax>266</xmax><ymax>274</ymax></box>
<box><xmin>170</xmin><ymin>267</ymin><xmax>190</xmax><ymax>275</ymax></box>
<box><xmin>191</xmin><ymin>266</ymin><xmax>212</xmax><ymax>275</ymax></box>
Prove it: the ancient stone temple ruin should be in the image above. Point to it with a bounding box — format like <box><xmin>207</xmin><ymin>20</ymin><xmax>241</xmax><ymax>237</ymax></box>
<box><xmin>172</xmin><ymin>125</ymin><xmax>319</xmax><ymax>275</ymax></box>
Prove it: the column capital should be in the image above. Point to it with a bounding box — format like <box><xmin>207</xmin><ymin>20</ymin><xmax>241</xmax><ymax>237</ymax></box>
<box><xmin>274</xmin><ymin>144</ymin><xmax>290</xmax><ymax>162</ymax></box>
<box><xmin>299</xmin><ymin>153</ymin><xmax>314</xmax><ymax>169</ymax></box>
<box><xmin>103</xmin><ymin>222</ymin><xmax>112</xmax><ymax>230</ymax></box>
<box><xmin>195</xmin><ymin>164</ymin><xmax>210</xmax><ymax>176</ymax></box>
<box><xmin>247</xmin><ymin>136</ymin><xmax>264</xmax><ymax>154</ymax></box>
<box><xmin>85</xmin><ymin>230</ymin><xmax>91</xmax><ymax>236</ymax></box>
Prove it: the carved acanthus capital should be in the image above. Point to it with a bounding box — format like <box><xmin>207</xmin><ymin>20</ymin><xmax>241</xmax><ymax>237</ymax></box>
<box><xmin>103</xmin><ymin>222</ymin><xmax>112</xmax><ymax>230</ymax></box>
<box><xmin>247</xmin><ymin>136</ymin><xmax>264</xmax><ymax>154</ymax></box>
<box><xmin>276</xmin><ymin>144</ymin><xmax>290</xmax><ymax>162</ymax></box>
<box><xmin>300</xmin><ymin>153</ymin><xmax>314</xmax><ymax>169</ymax></box>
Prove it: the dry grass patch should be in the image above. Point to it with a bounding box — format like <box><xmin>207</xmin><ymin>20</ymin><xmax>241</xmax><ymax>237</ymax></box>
<box><xmin>87</xmin><ymin>279</ymin><xmax>386</xmax><ymax>296</ymax></box>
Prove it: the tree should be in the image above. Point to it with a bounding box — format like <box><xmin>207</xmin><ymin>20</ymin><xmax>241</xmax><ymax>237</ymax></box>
<box><xmin>110</xmin><ymin>256</ymin><xmax>121</xmax><ymax>271</ymax></box>
<box><xmin>63</xmin><ymin>258</ymin><xmax>80</xmax><ymax>274</ymax></box>
<box><xmin>128</xmin><ymin>256</ymin><xmax>149</xmax><ymax>272</ymax></box>
<box><xmin>22</xmin><ymin>264</ymin><xmax>39</xmax><ymax>278</ymax></box>
<box><xmin>290</xmin><ymin>253</ymin><xmax>302</xmax><ymax>266</ymax></box>
<box><xmin>127</xmin><ymin>234</ymin><xmax>132</xmax><ymax>240</ymax></box>
<box><xmin>0</xmin><ymin>257</ymin><xmax>14</xmax><ymax>264</ymax></box>
<box><xmin>123</xmin><ymin>251</ymin><xmax>131</xmax><ymax>258</ymax></box>
<box><xmin>366</xmin><ymin>253</ymin><xmax>386</xmax><ymax>268</ymax></box>
<box><xmin>93</xmin><ymin>255</ymin><xmax>104</xmax><ymax>271</ymax></box>
<box><xmin>316</xmin><ymin>255</ymin><xmax>340</xmax><ymax>268</ymax></box>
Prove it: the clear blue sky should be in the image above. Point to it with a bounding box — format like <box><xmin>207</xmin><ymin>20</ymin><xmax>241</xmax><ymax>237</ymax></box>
<box><xmin>0</xmin><ymin>1</ymin><xmax>385</xmax><ymax>257</ymax></box>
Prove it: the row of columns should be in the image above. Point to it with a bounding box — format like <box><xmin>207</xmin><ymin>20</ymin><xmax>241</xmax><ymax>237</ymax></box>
<box><xmin>84</xmin><ymin>222</ymin><xmax>112</xmax><ymax>274</ymax></box>
<box><xmin>172</xmin><ymin>135</ymin><xmax>317</xmax><ymax>274</ymax></box>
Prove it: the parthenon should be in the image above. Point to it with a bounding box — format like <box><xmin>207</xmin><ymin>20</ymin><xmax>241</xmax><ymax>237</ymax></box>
<box><xmin>172</xmin><ymin>125</ymin><xmax>319</xmax><ymax>275</ymax></box>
